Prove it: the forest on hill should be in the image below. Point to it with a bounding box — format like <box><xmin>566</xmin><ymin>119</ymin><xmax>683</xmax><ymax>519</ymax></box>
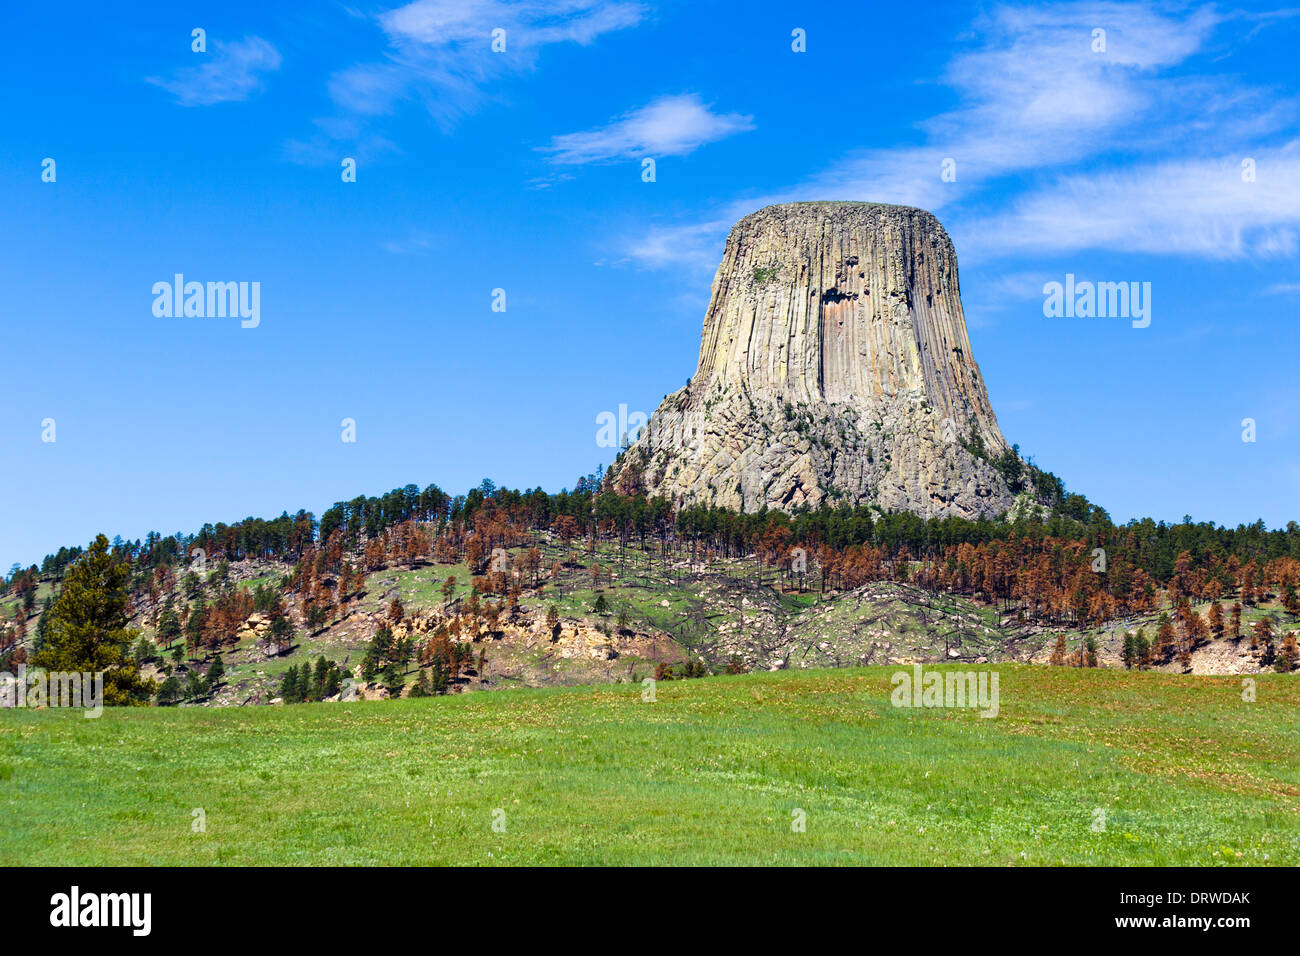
<box><xmin>4</xmin><ymin>473</ymin><xmax>1299</xmax><ymax>706</ymax></box>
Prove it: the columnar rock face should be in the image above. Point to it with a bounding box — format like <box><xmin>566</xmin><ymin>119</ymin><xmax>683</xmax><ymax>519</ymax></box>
<box><xmin>608</xmin><ymin>201</ymin><xmax>1027</xmax><ymax>518</ymax></box>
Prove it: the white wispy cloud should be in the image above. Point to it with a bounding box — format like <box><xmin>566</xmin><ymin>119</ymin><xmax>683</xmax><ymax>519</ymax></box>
<box><xmin>617</xmin><ymin>1</ymin><xmax>1300</xmax><ymax>272</ymax></box>
<box><xmin>781</xmin><ymin>2</ymin><xmax>1227</xmax><ymax>215</ymax></box>
<box><xmin>282</xmin><ymin>117</ymin><xmax>402</xmax><ymax>167</ymax></box>
<box><xmin>540</xmin><ymin>94</ymin><xmax>754</xmax><ymax>164</ymax></box>
<box><xmin>973</xmin><ymin>151</ymin><xmax>1300</xmax><ymax>259</ymax></box>
<box><xmin>380</xmin><ymin>0</ymin><xmax>643</xmax><ymax>46</ymax></box>
<box><xmin>329</xmin><ymin>0</ymin><xmax>645</xmax><ymax>125</ymax></box>
<box><xmin>611</xmin><ymin>217</ymin><xmax>732</xmax><ymax>272</ymax></box>
<box><xmin>147</xmin><ymin>36</ymin><xmax>282</xmax><ymax>106</ymax></box>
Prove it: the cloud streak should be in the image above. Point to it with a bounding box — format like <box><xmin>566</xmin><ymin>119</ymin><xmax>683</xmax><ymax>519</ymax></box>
<box><xmin>329</xmin><ymin>0</ymin><xmax>645</xmax><ymax>125</ymax></box>
<box><xmin>973</xmin><ymin>152</ymin><xmax>1300</xmax><ymax>259</ymax></box>
<box><xmin>618</xmin><ymin>1</ymin><xmax>1300</xmax><ymax>271</ymax></box>
<box><xmin>147</xmin><ymin>36</ymin><xmax>281</xmax><ymax>106</ymax></box>
<box><xmin>540</xmin><ymin>94</ymin><xmax>753</xmax><ymax>164</ymax></box>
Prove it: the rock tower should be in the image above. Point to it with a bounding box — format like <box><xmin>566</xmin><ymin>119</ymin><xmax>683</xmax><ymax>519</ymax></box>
<box><xmin>608</xmin><ymin>201</ymin><xmax>1027</xmax><ymax>518</ymax></box>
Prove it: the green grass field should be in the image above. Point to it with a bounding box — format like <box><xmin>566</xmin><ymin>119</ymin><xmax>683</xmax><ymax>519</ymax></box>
<box><xmin>2</xmin><ymin>665</ymin><xmax>1297</xmax><ymax>865</ymax></box>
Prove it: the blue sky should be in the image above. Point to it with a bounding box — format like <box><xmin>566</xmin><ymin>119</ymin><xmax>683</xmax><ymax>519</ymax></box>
<box><xmin>2</xmin><ymin>0</ymin><xmax>1298</xmax><ymax>570</ymax></box>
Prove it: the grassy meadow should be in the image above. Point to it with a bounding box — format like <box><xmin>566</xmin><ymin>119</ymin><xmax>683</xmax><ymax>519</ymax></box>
<box><xmin>2</xmin><ymin>665</ymin><xmax>1297</xmax><ymax>866</ymax></box>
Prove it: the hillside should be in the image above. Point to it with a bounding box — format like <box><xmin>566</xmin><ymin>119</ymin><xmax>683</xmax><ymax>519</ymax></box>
<box><xmin>5</xmin><ymin>515</ymin><xmax>1298</xmax><ymax>709</ymax></box>
<box><xmin>3</xmin><ymin>666</ymin><xmax>1297</xmax><ymax>866</ymax></box>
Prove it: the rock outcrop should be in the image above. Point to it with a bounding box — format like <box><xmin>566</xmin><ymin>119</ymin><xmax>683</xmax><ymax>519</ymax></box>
<box><xmin>608</xmin><ymin>201</ymin><xmax>1028</xmax><ymax>518</ymax></box>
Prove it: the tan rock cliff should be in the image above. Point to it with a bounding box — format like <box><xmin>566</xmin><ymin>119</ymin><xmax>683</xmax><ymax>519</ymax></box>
<box><xmin>609</xmin><ymin>201</ymin><xmax>1026</xmax><ymax>518</ymax></box>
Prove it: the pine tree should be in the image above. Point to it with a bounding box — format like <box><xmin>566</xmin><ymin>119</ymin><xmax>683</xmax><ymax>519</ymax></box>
<box><xmin>207</xmin><ymin>653</ymin><xmax>225</xmax><ymax>689</ymax></box>
<box><xmin>184</xmin><ymin>600</ymin><xmax>206</xmax><ymax>657</ymax></box>
<box><xmin>267</xmin><ymin>613</ymin><xmax>294</xmax><ymax>652</ymax></box>
<box><xmin>1277</xmin><ymin>633</ymin><xmax>1299</xmax><ymax>673</ymax></box>
<box><xmin>1122</xmin><ymin>633</ymin><xmax>1136</xmax><ymax>669</ymax></box>
<box><xmin>1208</xmin><ymin>601</ymin><xmax>1224</xmax><ymax>640</ymax></box>
<box><xmin>430</xmin><ymin>658</ymin><xmax>449</xmax><ymax>695</ymax></box>
<box><xmin>1283</xmin><ymin>583</ymin><xmax>1300</xmax><ymax>620</ymax></box>
<box><xmin>1253</xmin><ymin>618</ymin><xmax>1276</xmax><ymax>663</ymax></box>
<box><xmin>1182</xmin><ymin>607</ymin><xmax>1208</xmax><ymax>650</ymax></box>
<box><xmin>156</xmin><ymin>675</ymin><xmax>182</xmax><ymax>706</ymax></box>
<box><xmin>1154</xmin><ymin>613</ymin><xmax>1176</xmax><ymax>663</ymax></box>
<box><xmin>311</xmin><ymin>656</ymin><xmax>330</xmax><ymax>701</ymax></box>
<box><xmin>1134</xmin><ymin>629</ymin><xmax>1150</xmax><ymax>669</ymax></box>
<box><xmin>280</xmin><ymin>664</ymin><xmax>301</xmax><ymax>703</ymax></box>
<box><xmin>362</xmin><ymin>626</ymin><xmax>392</xmax><ymax>681</ymax></box>
<box><xmin>32</xmin><ymin>534</ymin><xmax>155</xmax><ymax>706</ymax></box>
<box><xmin>325</xmin><ymin>665</ymin><xmax>342</xmax><ymax>699</ymax></box>
<box><xmin>34</xmin><ymin>595</ymin><xmax>53</xmax><ymax>651</ymax></box>
<box><xmin>157</xmin><ymin>607</ymin><xmax>180</xmax><ymax>649</ymax></box>
<box><xmin>133</xmin><ymin>635</ymin><xmax>156</xmax><ymax>666</ymax></box>
<box><xmin>1049</xmin><ymin>634</ymin><xmax>1067</xmax><ymax>666</ymax></box>
<box><xmin>382</xmin><ymin>661</ymin><xmax>405</xmax><ymax>698</ymax></box>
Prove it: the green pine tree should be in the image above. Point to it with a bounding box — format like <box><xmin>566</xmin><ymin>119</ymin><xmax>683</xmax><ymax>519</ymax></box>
<box><xmin>34</xmin><ymin>595</ymin><xmax>54</xmax><ymax>651</ymax></box>
<box><xmin>280</xmin><ymin>663</ymin><xmax>301</xmax><ymax>703</ymax></box>
<box><xmin>155</xmin><ymin>675</ymin><xmax>182</xmax><ymax>706</ymax></box>
<box><xmin>31</xmin><ymin>534</ymin><xmax>155</xmax><ymax>706</ymax></box>
<box><xmin>184</xmin><ymin>601</ymin><xmax>207</xmax><ymax>655</ymax></box>
<box><xmin>324</xmin><ymin>665</ymin><xmax>342</xmax><ymax>699</ymax></box>
<box><xmin>382</xmin><ymin>661</ymin><xmax>405</xmax><ymax>698</ymax></box>
<box><xmin>156</xmin><ymin>602</ymin><xmax>182</xmax><ymax>648</ymax></box>
<box><xmin>207</xmin><ymin>653</ymin><xmax>225</xmax><ymax>689</ymax></box>
<box><xmin>267</xmin><ymin>613</ymin><xmax>294</xmax><ymax>651</ymax></box>
<box><xmin>1134</xmin><ymin>629</ymin><xmax>1149</xmax><ymax>669</ymax></box>
<box><xmin>133</xmin><ymin>635</ymin><xmax>157</xmax><ymax>666</ymax></box>
<box><xmin>311</xmin><ymin>655</ymin><xmax>331</xmax><ymax>701</ymax></box>
<box><xmin>430</xmin><ymin>659</ymin><xmax>449</xmax><ymax>695</ymax></box>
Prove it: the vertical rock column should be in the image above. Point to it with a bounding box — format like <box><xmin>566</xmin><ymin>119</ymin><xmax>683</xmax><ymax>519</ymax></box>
<box><xmin>610</xmin><ymin>201</ymin><xmax>1021</xmax><ymax>519</ymax></box>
